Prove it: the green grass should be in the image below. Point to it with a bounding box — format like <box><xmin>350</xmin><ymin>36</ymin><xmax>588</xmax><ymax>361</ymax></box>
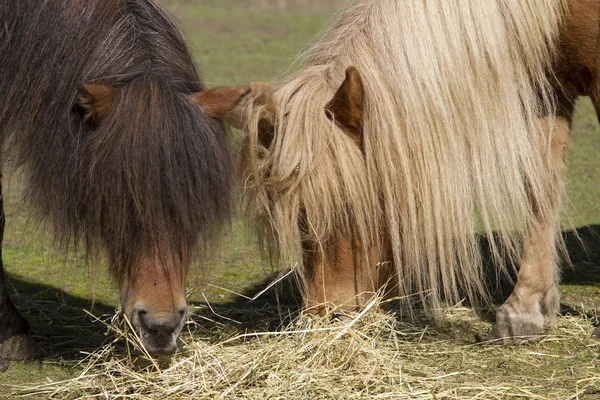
<box><xmin>567</xmin><ymin>98</ymin><xmax>600</xmax><ymax>226</ymax></box>
<box><xmin>168</xmin><ymin>0</ymin><xmax>342</xmax><ymax>85</ymax></box>
<box><xmin>0</xmin><ymin>0</ymin><xmax>599</xmax><ymax>398</ymax></box>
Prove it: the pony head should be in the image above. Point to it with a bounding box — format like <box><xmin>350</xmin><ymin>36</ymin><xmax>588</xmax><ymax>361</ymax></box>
<box><xmin>71</xmin><ymin>80</ymin><xmax>248</xmax><ymax>355</ymax></box>
<box><xmin>204</xmin><ymin>67</ymin><xmax>388</xmax><ymax>314</ymax></box>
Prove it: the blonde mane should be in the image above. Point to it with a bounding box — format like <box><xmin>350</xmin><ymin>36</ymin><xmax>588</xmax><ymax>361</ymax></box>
<box><xmin>239</xmin><ymin>0</ymin><xmax>566</xmax><ymax>309</ymax></box>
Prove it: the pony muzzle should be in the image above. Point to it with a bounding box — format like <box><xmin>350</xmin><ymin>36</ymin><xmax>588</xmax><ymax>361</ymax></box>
<box><xmin>130</xmin><ymin>302</ymin><xmax>187</xmax><ymax>356</ymax></box>
<box><xmin>119</xmin><ymin>253</ymin><xmax>189</xmax><ymax>356</ymax></box>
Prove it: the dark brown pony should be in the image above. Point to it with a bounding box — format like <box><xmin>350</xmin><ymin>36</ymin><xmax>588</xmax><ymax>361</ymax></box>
<box><xmin>0</xmin><ymin>0</ymin><xmax>242</xmax><ymax>360</ymax></box>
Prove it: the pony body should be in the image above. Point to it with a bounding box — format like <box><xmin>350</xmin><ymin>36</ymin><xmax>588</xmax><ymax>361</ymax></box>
<box><xmin>208</xmin><ymin>0</ymin><xmax>585</xmax><ymax>341</ymax></box>
<box><xmin>0</xmin><ymin>0</ymin><xmax>240</xmax><ymax>359</ymax></box>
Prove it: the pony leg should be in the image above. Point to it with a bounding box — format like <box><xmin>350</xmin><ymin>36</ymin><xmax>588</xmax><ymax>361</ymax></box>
<box><xmin>0</xmin><ymin>181</ymin><xmax>43</xmax><ymax>362</ymax></box>
<box><xmin>484</xmin><ymin>109</ymin><xmax>571</xmax><ymax>344</ymax></box>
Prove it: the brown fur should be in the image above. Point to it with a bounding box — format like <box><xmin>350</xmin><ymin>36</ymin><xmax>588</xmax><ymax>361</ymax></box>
<box><xmin>552</xmin><ymin>0</ymin><xmax>600</xmax><ymax>101</ymax></box>
<box><xmin>122</xmin><ymin>251</ymin><xmax>188</xmax><ymax>354</ymax></box>
<box><xmin>78</xmin><ymin>84</ymin><xmax>117</xmax><ymax>122</ymax></box>
<box><xmin>192</xmin><ymin>86</ymin><xmax>251</xmax><ymax>119</ymax></box>
<box><xmin>303</xmin><ymin>235</ymin><xmax>394</xmax><ymax>316</ymax></box>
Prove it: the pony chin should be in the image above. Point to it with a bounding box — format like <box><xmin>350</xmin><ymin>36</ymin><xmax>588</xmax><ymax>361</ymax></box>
<box><xmin>119</xmin><ymin>252</ymin><xmax>188</xmax><ymax>356</ymax></box>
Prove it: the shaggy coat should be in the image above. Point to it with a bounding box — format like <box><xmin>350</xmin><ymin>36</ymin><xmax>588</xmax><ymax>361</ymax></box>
<box><xmin>236</xmin><ymin>0</ymin><xmax>567</xmax><ymax>311</ymax></box>
<box><xmin>0</xmin><ymin>0</ymin><xmax>232</xmax><ymax>356</ymax></box>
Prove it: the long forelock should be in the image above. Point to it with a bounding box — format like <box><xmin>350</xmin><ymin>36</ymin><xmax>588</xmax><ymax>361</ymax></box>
<box><xmin>83</xmin><ymin>79</ymin><xmax>232</xmax><ymax>278</ymax></box>
<box><xmin>241</xmin><ymin>69</ymin><xmax>378</xmax><ymax>275</ymax></box>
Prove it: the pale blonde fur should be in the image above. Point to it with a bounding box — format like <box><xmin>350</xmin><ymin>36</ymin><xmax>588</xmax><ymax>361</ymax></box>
<box><xmin>238</xmin><ymin>0</ymin><xmax>566</xmax><ymax>311</ymax></box>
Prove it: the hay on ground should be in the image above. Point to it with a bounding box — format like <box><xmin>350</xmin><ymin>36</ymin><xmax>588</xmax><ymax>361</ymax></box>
<box><xmin>10</xmin><ymin>294</ymin><xmax>600</xmax><ymax>400</ymax></box>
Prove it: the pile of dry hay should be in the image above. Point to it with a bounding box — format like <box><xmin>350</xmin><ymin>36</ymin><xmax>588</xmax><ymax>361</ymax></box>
<box><xmin>10</xmin><ymin>296</ymin><xmax>600</xmax><ymax>399</ymax></box>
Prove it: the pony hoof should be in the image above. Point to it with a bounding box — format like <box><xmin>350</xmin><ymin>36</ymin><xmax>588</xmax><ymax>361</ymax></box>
<box><xmin>476</xmin><ymin>321</ymin><xmax>544</xmax><ymax>345</ymax></box>
<box><xmin>0</xmin><ymin>333</ymin><xmax>45</xmax><ymax>361</ymax></box>
<box><xmin>0</xmin><ymin>360</ymin><xmax>8</xmax><ymax>372</ymax></box>
<box><xmin>478</xmin><ymin>302</ymin><xmax>545</xmax><ymax>345</ymax></box>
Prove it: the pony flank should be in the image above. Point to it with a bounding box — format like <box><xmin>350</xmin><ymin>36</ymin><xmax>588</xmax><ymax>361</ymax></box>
<box><xmin>229</xmin><ymin>0</ymin><xmax>566</xmax><ymax>312</ymax></box>
<box><xmin>0</xmin><ymin>0</ymin><xmax>237</xmax><ymax>357</ymax></box>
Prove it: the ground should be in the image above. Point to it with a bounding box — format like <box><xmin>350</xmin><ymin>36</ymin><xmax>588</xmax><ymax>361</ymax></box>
<box><xmin>0</xmin><ymin>1</ymin><xmax>599</xmax><ymax>399</ymax></box>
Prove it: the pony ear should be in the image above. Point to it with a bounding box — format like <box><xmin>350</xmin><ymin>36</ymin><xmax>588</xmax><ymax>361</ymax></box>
<box><xmin>325</xmin><ymin>66</ymin><xmax>365</xmax><ymax>148</ymax></box>
<box><xmin>193</xmin><ymin>83</ymin><xmax>276</xmax><ymax>148</ymax></box>
<box><xmin>77</xmin><ymin>83</ymin><xmax>116</xmax><ymax>122</ymax></box>
<box><xmin>190</xmin><ymin>86</ymin><xmax>251</xmax><ymax>120</ymax></box>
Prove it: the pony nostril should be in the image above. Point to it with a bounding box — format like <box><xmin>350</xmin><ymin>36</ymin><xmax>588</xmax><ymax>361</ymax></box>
<box><xmin>178</xmin><ymin>306</ymin><xmax>188</xmax><ymax>319</ymax></box>
<box><xmin>135</xmin><ymin>308</ymin><xmax>148</xmax><ymax>324</ymax></box>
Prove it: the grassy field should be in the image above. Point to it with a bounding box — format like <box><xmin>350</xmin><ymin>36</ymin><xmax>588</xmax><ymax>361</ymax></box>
<box><xmin>0</xmin><ymin>0</ymin><xmax>599</xmax><ymax>398</ymax></box>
